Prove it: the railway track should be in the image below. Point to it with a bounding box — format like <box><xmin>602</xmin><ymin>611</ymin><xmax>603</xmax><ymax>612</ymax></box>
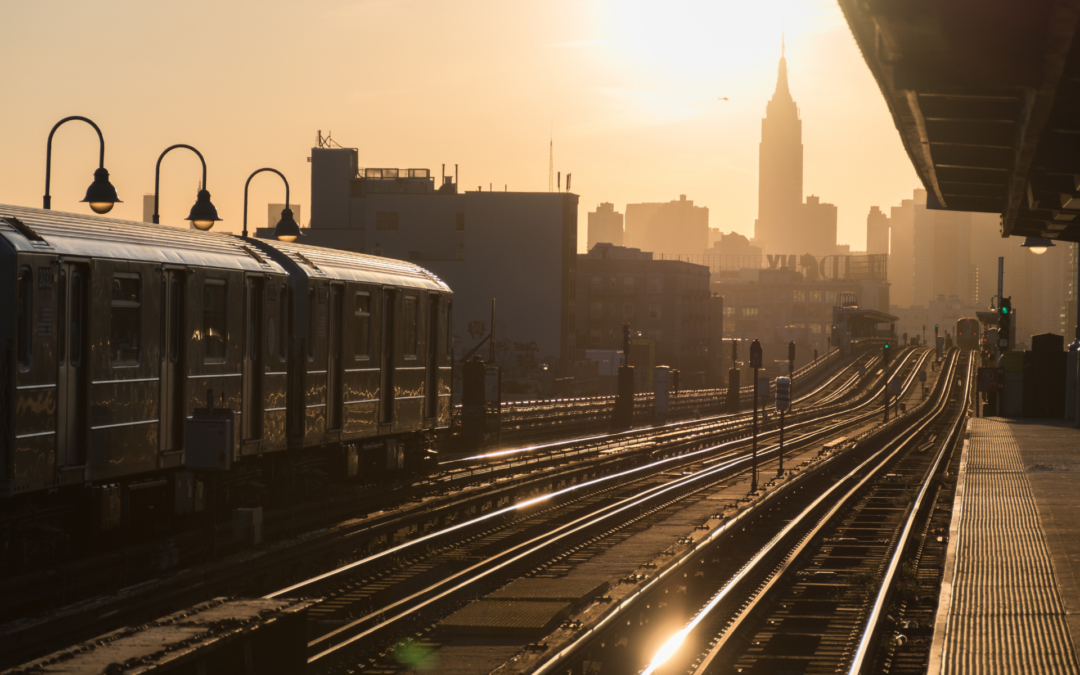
<box><xmin>257</xmin><ymin>350</ymin><xmax>931</xmax><ymax>672</ymax></box>
<box><xmin>515</xmin><ymin>349</ymin><xmax>968</xmax><ymax>675</ymax></box>
<box><xmin>452</xmin><ymin>345</ymin><xmax>873</xmax><ymax>449</ymax></box>
<box><xmin>0</xmin><ymin>345</ymin><xmax>899</xmax><ymax>670</ymax></box>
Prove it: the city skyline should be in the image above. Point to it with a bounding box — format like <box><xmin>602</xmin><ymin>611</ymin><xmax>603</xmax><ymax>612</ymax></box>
<box><xmin>1</xmin><ymin>0</ymin><xmax>921</xmax><ymax>253</ymax></box>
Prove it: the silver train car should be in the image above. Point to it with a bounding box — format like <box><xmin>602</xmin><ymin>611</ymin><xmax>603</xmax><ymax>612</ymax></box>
<box><xmin>0</xmin><ymin>204</ymin><xmax>451</xmax><ymax>534</ymax></box>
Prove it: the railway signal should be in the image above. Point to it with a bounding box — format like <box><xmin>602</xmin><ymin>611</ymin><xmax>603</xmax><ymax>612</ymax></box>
<box><xmin>750</xmin><ymin>339</ymin><xmax>763</xmax><ymax>493</ymax></box>
<box><xmin>999</xmin><ymin>297</ymin><xmax>1012</xmax><ymax>349</ymax></box>
<box><xmin>788</xmin><ymin>340</ymin><xmax>796</xmax><ymax>374</ymax></box>
<box><xmin>776</xmin><ymin>376</ymin><xmax>790</xmax><ymax>476</ymax></box>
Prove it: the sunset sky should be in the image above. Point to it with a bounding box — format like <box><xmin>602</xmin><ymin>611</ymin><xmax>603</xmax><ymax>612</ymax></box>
<box><xmin>2</xmin><ymin>0</ymin><xmax>921</xmax><ymax>252</ymax></box>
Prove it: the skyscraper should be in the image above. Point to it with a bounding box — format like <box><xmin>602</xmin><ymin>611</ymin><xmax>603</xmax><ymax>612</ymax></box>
<box><xmin>587</xmin><ymin>202</ymin><xmax>624</xmax><ymax>251</ymax></box>
<box><xmin>866</xmin><ymin>206</ymin><xmax>890</xmax><ymax>255</ymax></box>
<box><xmin>624</xmin><ymin>195</ymin><xmax>708</xmax><ymax>256</ymax></box>
<box><xmin>755</xmin><ymin>39</ymin><xmax>803</xmax><ymax>256</ymax></box>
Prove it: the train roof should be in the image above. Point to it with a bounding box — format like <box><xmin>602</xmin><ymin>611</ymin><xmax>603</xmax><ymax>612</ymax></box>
<box><xmin>249</xmin><ymin>237</ymin><xmax>450</xmax><ymax>293</ymax></box>
<box><xmin>0</xmin><ymin>203</ymin><xmax>288</xmax><ymax>274</ymax></box>
<box><xmin>0</xmin><ymin>204</ymin><xmax>451</xmax><ymax>293</ymax></box>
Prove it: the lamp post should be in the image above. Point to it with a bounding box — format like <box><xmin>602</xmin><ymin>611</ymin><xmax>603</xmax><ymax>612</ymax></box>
<box><xmin>242</xmin><ymin>168</ymin><xmax>300</xmax><ymax>241</ymax></box>
<box><xmin>153</xmin><ymin>144</ymin><xmax>221</xmax><ymax>230</ymax></box>
<box><xmin>43</xmin><ymin>116</ymin><xmax>121</xmax><ymax>213</ymax></box>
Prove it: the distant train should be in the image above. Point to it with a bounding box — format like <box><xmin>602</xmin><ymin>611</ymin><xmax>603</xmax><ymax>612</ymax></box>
<box><xmin>956</xmin><ymin>317</ymin><xmax>980</xmax><ymax>350</ymax></box>
<box><xmin>0</xmin><ymin>204</ymin><xmax>452</xmax><ymax>533</ymax></box>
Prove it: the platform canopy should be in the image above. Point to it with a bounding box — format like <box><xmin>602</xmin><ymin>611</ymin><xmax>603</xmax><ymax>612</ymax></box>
<box><xmin>838</xmin><ymin>0</ymin><xmax>1080</xmax><ymax>243</ymax></box>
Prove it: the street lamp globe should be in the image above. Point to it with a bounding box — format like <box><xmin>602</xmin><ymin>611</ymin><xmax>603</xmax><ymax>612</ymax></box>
<box><xmin>274</xmin><ymin>207</ymin><xmax>301</xmax><ymax>242</ymax></box>
<box><xmin>1021</xmin><ymin>236</ymin><xmax>1055</xmax><ymax>255</ymax></box>
<box><xmin>187</xmin><ymin>189</ymin><xmax>221</xmax><ymax>231</ymax></box>
<box><xmin>82</xmin><ymin>167</ymin><xmax>121</xmax><ymax>214</ymax></box>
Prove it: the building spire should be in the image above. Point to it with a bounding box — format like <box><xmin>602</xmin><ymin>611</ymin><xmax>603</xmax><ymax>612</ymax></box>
<box><xmin>773</xmin><ymin>37</ymin><xmax>791</xmax><ymax>100</ymax></box>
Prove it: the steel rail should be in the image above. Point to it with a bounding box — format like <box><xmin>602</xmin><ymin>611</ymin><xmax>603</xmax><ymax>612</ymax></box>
<box><xmin>270</xmin><ymin>350</ymin><xmax>924</xmax><ymax>603</ymax></box>
<box><xmin>443</xmin><ymin>347</ymin><xmax>888</xmax><ymax>467</ymax></box>
<box><xmin>846</xmin><ymin>350</ymin><xmax>973</xmax><ymax>674</ymax></box>
<box><xmin>296</xmin><ymin>352</ymin><xmax>933</xmax><ymax>666</ymax></box>
<box><xmin>681</xmin><ymin>351</ymin><xmax>962</xmax><ymax>675</ymax></box>
<box><xmin>530</xmin><ymin>349</ymin><xmax>952</xmax><ymax>675</ymax></box>
<box><xmin>306</xmin><ymin>377</ymin><xmax>923</xmax><ymax>665</ymax></box>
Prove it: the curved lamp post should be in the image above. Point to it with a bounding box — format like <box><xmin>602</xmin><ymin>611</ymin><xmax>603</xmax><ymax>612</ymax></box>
<box><xmin>242</xmin><ymin>168</ymin><xmax>300</xmax><ymax>241</ymax></box>
<box><xmin>43</xmin><ymin>116</ymin><xmax>121</xmax><ymax>213</ymax></box>
<box><xmin>1021</xmin><ymin>236</ymin><xmax>1055</xmax><ymax>255</ymax></box>
<box><xmin>153</xmin><ymin>144</ymin><xmax>221</xmax><ymax>230</ymax></box>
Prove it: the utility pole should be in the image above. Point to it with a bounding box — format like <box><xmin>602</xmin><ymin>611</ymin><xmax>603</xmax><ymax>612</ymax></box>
<box><xmin>750</xmin><ymin>339</ymin><xmax>763</xmax><ymax>492</ymax></box>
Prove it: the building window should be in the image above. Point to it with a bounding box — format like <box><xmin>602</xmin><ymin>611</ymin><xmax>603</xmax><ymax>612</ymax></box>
<box><xmin>16</xmin><ymin>267</ymin><xmax>32</xmax><ymax>370</ymax></box>
<box><xmin>741</xmin><ymin>307</ymin><xmax>758</xmax><ymax>318</ymax></box>
<box><xmin>623</xmin><ymin>303</ymin><xmax>635</xmax><ymax>319</ymax></box>
<box><xmin>376</xmin><ymin>212</ymin><xmax>399</xmax><ymax>230</ymax></box>
<box><xmin>608</xmin><ymin>276</ymin><xmax>617</xmax><ymax>290</ymax></box>
<box><xmin>403</xmin><ymin>295</ymin><xmax>418</xmax><ymax>357</ymax></box>
<box><xmin>648</xmin><ymin>330</ymin><xmax>662</xmax><ymax>342</ymax></box>
<box><xmin>825</xmin><ymin>290</ymin><xmax>836</xmax><ymax>303</ymax></box>
<box><xmin>456</xmin><ymin>213</ymin><xmax>465</xmax><ymax>231</ymax></box>
<box><xmin>591</xmin><ymin>276</ymin><xmax>603</xmax><ymax>294</ymax></box>
<box><xmin>590</xmin><ymin>301</ymin><xmax>603</xmax><ymax>319</ymax></box>
<box><xmin>811</xmin><ymin>324</ymin><xmax>822</xmax><ymax>334</ymax></box>
<box><xmin>810</xmin><ymin>290</ymin><xmax>823</xmax><ymax>303</ymax></box>
<box><xmin>648</xmin><ymin>276</ymin><xmax>663</xmax><ymax>294</ymax></box>
<box><xmin>110</xmin><ymin>274</ymin><xmax>142</xmax><ymax>367</ymax></box>
<box><xmin>723</xmin><ymin>306</ymin><xmax>736</xmax><ymax>317</ymax></box>
<box><xmin>623</xmin><ymin>277</ymin><xmax>635</xmax><ymax>294</ymax></box>
<box><xmin>649</xmin><ymin>303</ymin><xmax>661</xmax><ymax>320</ymax></box>
<box><xmin>793</xmin><ymin>290</ymin><xmax>806</xmax><ymax>303</ymax></box>
<box><xmin>605</xmin><ymin>302</ymin><xmax>616</xmax><ymax>319</ymax></box>
<box><xmin>202</xmin><ymin>280</ymin><xmax>226</xmax><ymax>364</ymax></box>
<box><xmin>809</xmin><ymin>304</ymin><xmax>822</xmax><ymax>317</ymax></box>
<box><xmin>354</xmin><ymin>292</ymin><xmax>371</xmax><ymax>359</ymax></box>
<box><xmin>589</xmin><ymin>328</ymin><xmax>601</xmax><ymax>347</ymax></box>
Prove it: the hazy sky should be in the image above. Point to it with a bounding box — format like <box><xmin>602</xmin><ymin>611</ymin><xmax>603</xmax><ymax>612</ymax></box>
<box><xmin>1</xmin><ymin>0</ymin><xmax>920</xmax><ymax>252</ymax></box>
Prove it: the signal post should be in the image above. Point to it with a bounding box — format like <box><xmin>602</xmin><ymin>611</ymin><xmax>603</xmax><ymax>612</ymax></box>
<box><xmin>750</xmin><ymin>339</ymin><xmax>762</xmax><ymax>493</ymax></box>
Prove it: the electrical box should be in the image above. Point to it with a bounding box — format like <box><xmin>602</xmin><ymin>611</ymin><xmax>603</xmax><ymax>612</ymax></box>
<box><xmin>233</xmin><ymin>507</ymin><xmax>263</xmax><ymax>546</ymax></box>
<box><xmin>186</xmin><ymin>409</ymin><xmax>235</xmax><ymax>471</ymax></box>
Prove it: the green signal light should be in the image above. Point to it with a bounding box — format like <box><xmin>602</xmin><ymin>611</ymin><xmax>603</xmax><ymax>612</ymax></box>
<box><xmin>1001</xmin><ymin>307</ymin><xmax>1010</xmax><ymax>314</ymax></box>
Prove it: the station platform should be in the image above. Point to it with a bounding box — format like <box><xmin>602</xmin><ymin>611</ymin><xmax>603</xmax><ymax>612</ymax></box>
<box><xmin>931</xmin><ymin>417</ymin><xmax>1080</xmax><ymax>673</ymax></box>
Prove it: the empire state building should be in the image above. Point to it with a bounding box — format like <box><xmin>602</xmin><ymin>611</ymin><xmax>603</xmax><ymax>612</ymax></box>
<box><xmin>755</xmin><ymin>41</ymin><xmax>803</xmax><ymax>256</ymax></box>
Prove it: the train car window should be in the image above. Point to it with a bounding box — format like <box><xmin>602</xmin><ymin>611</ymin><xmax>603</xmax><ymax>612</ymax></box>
<box><xmin>446</xmin><ymin>300</ymin><xmax>453</xmax><ymax>359</ymax></box>
<box><xmin>16</xmin><ymin>267</ymin><xmax>32</xmax><ymax>370</ymax></box>
<box><xmin>169</xmin><ymin>278</ymin><xmax>181</xmax><ymax>363</ymax></box>
<box><xmin>307</xmin><ymin>288</ymin><xmax>316</xmax><ymax>361</ymax></box>
<box><xmin>279</xmin><ymin>285</ymin><xmax>288</xmax><ymax>361</ymax></box>
<box><xmin>110</xmin><ymin>274</ymin><xmax>142</xmax><ymax>367</ymax></box>
<box><xmin>70</xmin><ymin>272</ymin><xmax>84</xmax><ymax>367</ymax></box>
<box><xmin>58</xmin><ymin>269</ymin><xmax>67</xmax><ymax>365</ymax></box>
<box><xmin>202</xmin><ymin>280</ymin><xmax>227</xmax><ymax>364</ymax></box>
<box><xmin>354</xmin><ymin>292</ymin><xmax>371</xmax><ymax>359</ymax></box>
<box><xmin>403</xmin><ymin>295</ymin><xmax>418</xmax><ymax>357</ymax></box>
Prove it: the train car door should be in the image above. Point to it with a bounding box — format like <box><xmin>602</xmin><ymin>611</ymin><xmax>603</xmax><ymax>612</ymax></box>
<box><xmin>380</xmin><ymin>289</ymin><xmax>396</xmax><ymax>425</ymax></box>
<box><xmin>243</xmin><ymin>276</ymin><xmax>264</xmax><ymax>440</ymax></box>
<box><xmin>56</xmin><ymin>261</ymin><xmax>89</xmax><ymax>469</ymax></box>
<box><xmin>327</xmin><ymin>284</ymin><xmax>344</xmax><ymax>430</ymax></box>
<box><xmin>160</xmin><ymin>270</ymin><xmax>186</xmax><ymax>454</ymax></box>
<box><xmin>426</xmin><ymin>295</ymin><xmax>438</xmax><ymax>419</ymax></box>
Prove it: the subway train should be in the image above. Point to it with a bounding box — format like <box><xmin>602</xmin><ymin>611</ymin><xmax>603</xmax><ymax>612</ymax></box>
<box><xmin>956</xmin><ymin>317</ymin><xmax>980</xmax><ymax>350</ymax></box>
<box><xmin>0</xmin><ymin>204</ymin><xmax>452</xmax><ymax>535</ymax></box>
